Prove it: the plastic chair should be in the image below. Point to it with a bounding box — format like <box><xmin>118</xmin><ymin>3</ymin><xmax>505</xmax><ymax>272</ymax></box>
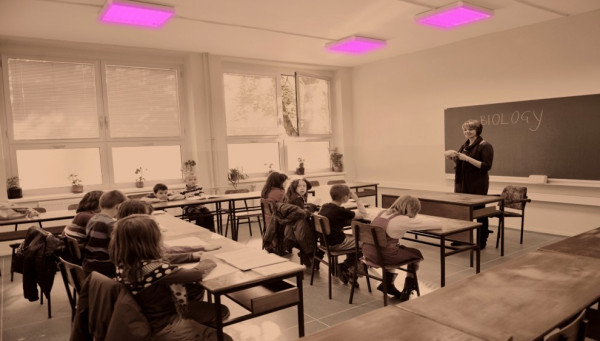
<box><xmin>309</xmin><ymin>180</ymin><xmax>320</xmax><ymax>187</ymax></box>
<box><xmin>310</xmin><ymin>213</ymin><xmax>357</xmax><ymax>300</ymax></box>
<box><xmin>349</xmin><ymin>220</ymin><xmax>420</xmax><ymax>306</ymax></box>
<box><xmin>64</xmin><ymin>235</ymin><xmax>83</xmax><ymax>263</ymax></box>
<box><xmin>479</xmin><ymin>186</ymin><xmax>532</xmax><ymax>247</ymax></box>
<box><xmin>224</xmin><ymin>189</ymin><xmax>262</xmax><ymax>240</ymax></box>
<box><xmin>58</xmin><ymin>257</ymin><xmax>86</xmax><ymax>320</ymax></box>
<box><xmin>544</xmin><ymin>308</ymin><xmax>588</xmax><ymax>341</ymax></box>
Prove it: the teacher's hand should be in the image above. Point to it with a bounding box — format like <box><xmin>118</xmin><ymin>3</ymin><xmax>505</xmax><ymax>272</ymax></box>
<box><xmin>457</xmin><ymin>153</ymin><xmax>469</xmax><ymax>161</ymax></box>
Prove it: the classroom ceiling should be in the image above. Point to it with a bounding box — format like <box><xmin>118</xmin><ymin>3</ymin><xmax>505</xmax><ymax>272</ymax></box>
<box><xmin>1</xmin><ymin>0</ymin><xmax>600</xmax><ymax>67</ymax></box>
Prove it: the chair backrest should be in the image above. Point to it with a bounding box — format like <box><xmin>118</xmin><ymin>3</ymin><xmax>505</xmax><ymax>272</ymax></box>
<box><xmin>64</xmin><ymin>235</ymin><xmax>83</xmax><ymax>261</ymax></box>
<box><xmin>33</xmin><ymin>207</ymin><xmax>47</xmax><ymax>213</ymax></box>
<box><xmin>351</xmin><ymin>220</ymin><xmax>388</xmax><ymax>248</ymax></box>
<box><xmin>225</xmin><ymin>188</ymin><xmax>250</xmax><ymax>194</ymax></box>
<box><xmin>313</xmin><ymin>214</ymin><xmax>331</xmax><ymax>235</ymax></box>
<box><xmin>309</xmin><ymin>180</ymin><xmax>320</xmax><ymax>187</ymax></box>
<box><xmin>544</xmin><ymin>309</ymin><xmax>587</xmax><ymax>341</ymax></box>
<box><xmin>327</xmin><ymin>179</ymin><xmax>346</xmax><ymax>185</ymax></box>
<box><xmin>67</xmin><ymin>203</ymin><xmax>78</xmax><ymax>210</ymax></box>
<box><xmin>501</xmin><ymin>186</ymin><xmax>528</xmax><ymax>210</ymax></box>
<box><xmin>59</xmin><ymin>256</ymin><xmax>85</xmax><ymax>294</ymax></box>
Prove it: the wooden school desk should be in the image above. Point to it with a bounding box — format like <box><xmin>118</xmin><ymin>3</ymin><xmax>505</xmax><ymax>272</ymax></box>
<box><xmin>298</xmin><ymin>305</ymin><xmax>486</xmax><ymax>341</ymax></box>
<box><xmin>0</xmin><ymin>209</ymin><xmax>74</xmax><ymax>241</ymax></box>
<box><xmin>154</xmin><ymin>213</ymin><xmax>305</xmax><ymax>341</ymax></box>
<box><xmin>398</xmin><ymin>251</ymin><xmax>600</xmax><ymax>341</ymax></box>
<box><xmin>382</xmin><ymin>190</ymin><xmax>505</xmax><ymax>255</ymax></box>
<box><xmin>345</xmin><ymin>182</ymin><xmax>379</xmax><ymax>206</ymax></box>
<box><xmin>360</xmin><ymin>207</ymin><xmax>481</xmax><ymax>287</ymax></box>
<box><xmin>538</xmin><ymin>226</ymin><xmax>600</xmax><ymax>259</ymax></box>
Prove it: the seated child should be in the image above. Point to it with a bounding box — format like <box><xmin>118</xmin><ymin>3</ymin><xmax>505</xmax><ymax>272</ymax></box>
<box><xmin>109</xmin><ymin>214</ymin><xmax>232</xmax><ymax>341</ymax></box>
<box><xmin>83</xmin><ymin>190</ymin><xmax>127</xmax><ymax>278</ymax></box>
<box><xmin>283</xmin><ymin>178</ymin><xmax>318</xmax><ymax>214</ymax></box>
<box><xmin>180</xmin><ymin>173</ymin><xmax>203</xmax><ymax>197</ymax></box>
<box><xmin>63</xmin><ymin>190</ymin><xmax>103</xmax><ymax>244</ymax></box>
<box><xmin>143</xmin><ymin>183</ymin><xmax>184</xmax><ymax>202</ymax></box>
<box><xmin>179</xmin><ymin>175</ymin><xmax>215</xmax><ymax>232</ymax></box>
<box><xmin>318</xmin><ymin>184</ymin><xmax>367</xmax><ymax>285</ymax></box>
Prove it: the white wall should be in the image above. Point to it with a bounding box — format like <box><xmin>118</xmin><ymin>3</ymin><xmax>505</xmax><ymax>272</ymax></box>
<box><xmin>350</xmin><ymin>10</ymin><xmax>600</xmax><ymax>236</ymax></box>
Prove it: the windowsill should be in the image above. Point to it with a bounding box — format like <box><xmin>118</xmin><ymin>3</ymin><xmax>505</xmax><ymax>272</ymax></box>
<box><xmin>7</xmin><ymin>184</ymin><xmax>187</xmax><ymax>204</ymax></box>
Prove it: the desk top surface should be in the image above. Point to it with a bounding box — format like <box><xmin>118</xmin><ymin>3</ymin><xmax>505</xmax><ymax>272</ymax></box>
<box><xmin>154</xmin><ymin>213</ymin><xmax>304</xmax><ymax>293</ymax></box>
<box><xmin>0</xmin><ymin>209</ymin><xmax>74</xmax><ymax>226</ymax></box>
<box><xmin>388</xmin><ymin>190</ymin><xmax>502</xmax><ymax>206</ymax></box>
<box><xmin>363</xmin><ymin>207</ymin><xmax>481</xmax><ymax>236</ymax></box>
<box><xmin>299</xmin><ymin>306</ymin><xmax>486</xmax><ymax>341</ymax></box>
<box><xmin>399</xmin><ymin>250</ymin><xmax>600</xmax><ymax>341</ymax></box>
<box><xmin>538</xmin><ymin>227</ymin><xmax>600</xmax><ymax>259</ymax></box>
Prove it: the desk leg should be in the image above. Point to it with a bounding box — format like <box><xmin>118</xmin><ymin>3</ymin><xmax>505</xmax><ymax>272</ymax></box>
<box><xmin>440</xmin><ymin>236</ymin><xmax>446</xmax><ymax>287</ymax></box>
<box><xmin>475</xmin><ymin>226</ymin><xmax>481</xmax><ymax>274</ymax></box>
<box><xmin>215</xmin><ymin>294</ymin><xmax>224</xmax><ymax>341</ymax></box>
<box><xmin>375</xmin><ymin>186</ymin><xmax>378</xmax><ymax>207</ymax></box>
<box><xmin>297</xmin><ymin>274</ymin><xmax>305</xmax><ymax>338</ymax></box>
<box><xmin>500</xmin><ymin>207</ymin><xmax>505</xmax><ymax>257</ymax></box>
<box><xmin>230</xmin><ymin>201</ymin><xmax>237</xmax><ymax>241</ymax></box>
<box><xmin>216</xmin><ymin>202</ymin><xmax>223</xmax><ymax>235</ymax></box>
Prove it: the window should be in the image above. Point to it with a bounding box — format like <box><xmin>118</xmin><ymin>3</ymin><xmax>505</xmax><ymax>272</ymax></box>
<box><xmin>223</xmin><ymin>71</ymin><xmax>333</xmax><ymax>175</ymax></box>
<box><xmin>3</xmin><ymin>57</ymin><xmax>185</xmax><ymax>193</ymax></box>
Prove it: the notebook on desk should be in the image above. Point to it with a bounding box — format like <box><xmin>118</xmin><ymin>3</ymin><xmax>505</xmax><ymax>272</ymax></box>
<box><xmin>164</xmin><ymin>236</ymin><xmax>208</xmax><ymax>248</ymax></box>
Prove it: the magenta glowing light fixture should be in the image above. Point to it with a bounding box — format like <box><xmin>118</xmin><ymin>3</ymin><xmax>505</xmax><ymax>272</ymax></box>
<box><xmin>415</xmin><ymin>1</ymin><xmax>493</xmax><ymax>29</ymax></box>
<box><xmin>99</xmin><ymin>0</ymin><xmax>175</xmax><ymax>28</ymax></box>
<box><xmin>325</xmin><ymin>36</ymin><xmax>387</xmax><ymax>55</ymax></box>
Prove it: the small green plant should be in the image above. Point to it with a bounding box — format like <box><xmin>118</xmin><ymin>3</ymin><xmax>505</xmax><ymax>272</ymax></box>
<box><xmin>298</xmin><ymin>157</ymin><xmax>305</xmax><ymax>167</ymax></box>
<box><xmin>264</xmin><ymin>162</ymin><xmax>274</xmax><ymax>173</ymax></box>
<box><xmin>296</xmin><ymin>157</ymin><xmax>305</xmax><ymax>175</ymax></box>
<box><xmin>68</xmin><ymin>174</ymin><xmax>82</xmax><ymax>186</ymax></box>
<box><xmin>227</xmin><ymin>168</ymin><xmax>248</xmax><ymax>189</ymax></box>
<box><xmin>135</xmin><ymin>167</ymin><xmax>146</xmax><ymax>182</ymax></box>
<box><xmin>7</xmin><ymin>176</ymin><xmax>20</xmax><ymax>189</ymax></box>
<box><xmin>330</xmin><ymin>148</ymin><xmax>343</xmax><ymax>171</ymax></box>
<box><xmin>183</xmin><ymin>160</ymin><xmax>196</xmax><ymax>174</ymax></box>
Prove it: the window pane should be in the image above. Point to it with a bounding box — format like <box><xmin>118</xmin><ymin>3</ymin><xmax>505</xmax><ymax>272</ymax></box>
<box><xmin>7</xmin><ymin>59</ymin><xmax>100</xmax><ymax>140</ymax></box>
<box><xmin>287</xmin><ymin>141</ymin><xmax>330</xmax><ymax>171</ymax></box>
<box><xmin>298</xmin><ymin>76</ymin><xmax>331</xmax><ymax>135</ymax></box>
<box><xmin>228</xmin><ymin>143</ymin><xmax>279</xmax><ymax>174</ymax></box>
<box><xmin>112</xmin><ymin>145</ymin><xmax>182</xmax><ymax>183</ymax></box>
<box><xmin>16</xmin><ymin>148</ymin><xmax>102</xmax><ymax>189</ymax></box>
<box><xmin>223</xmin><ymin>74</ymin><xmax>278</xmax><ymax>136</ymax></box>
<box><xmin>106</xmin><ymin>65</ymin><xmax>181</xmax><ymax>138</ymax></box>
<box><xmin>281</xmin><ymin>75</ymin><xmax>298</xmax><ymax>136</ymax></box>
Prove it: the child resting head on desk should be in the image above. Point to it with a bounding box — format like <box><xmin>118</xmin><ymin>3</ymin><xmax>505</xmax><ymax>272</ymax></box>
<box><xmin>109</xmin><ymin>214</ymin><xmax>232</xmax><ymax>341</ymax></box>
<box><xmin>142</xmin><ymin>183</ymin><xmax>184</xmax><ymax>202</ymax></box>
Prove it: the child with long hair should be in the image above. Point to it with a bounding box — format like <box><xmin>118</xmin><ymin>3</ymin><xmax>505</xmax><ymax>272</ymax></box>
<box><xmin>109</xmin><ymin>215</ymin><xmax>231</xmax><ymax>341</ymax></box>
<box><xmin>283</xmin><ymin>178</ymin><xmax>318</xmax><ymax>213</ymax></box>
<box><xmin>63</xmin><ymin>190</ymin><xmax>104</xmax><ymax>243</ymax></box>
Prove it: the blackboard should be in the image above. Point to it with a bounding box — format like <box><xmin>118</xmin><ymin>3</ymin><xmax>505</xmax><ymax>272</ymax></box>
<box><xmin>444</xmin><ymin>94</ymin><xmax>600</xmax><ymax>181</ymax></box>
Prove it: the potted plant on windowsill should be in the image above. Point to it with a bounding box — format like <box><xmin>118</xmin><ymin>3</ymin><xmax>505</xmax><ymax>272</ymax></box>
<box><xmin>135</xmin><ymin>167</ymin><xmax>145</xmax><ymax>188</ymax></box>
<box><xmin>330</xmin><ymin>148</ymin><xmax>343</xmax><ymax>172</ymax></box>
<box><xmin>227</xmin><ymin>167</ymin><xmax>248</xmax><ymax>189</ymax></box>
<box><xmin>69</xmin><ymin>174</ymin><xmax>83</xmax><ymax>193</ymax></box>
<box><xmin>295</xmin><ymin>157</ymin><xmax>305</xmax><ymax>175</ymax></box>
<box><xmin>183</xmin><ymin>160</ymin><xmax>196</xmax><ymax>177</ymax></box>
<box><xmin>7</xmin><ymin>176</ymin><xmax>23</xmax><ymax>199</ymax></box>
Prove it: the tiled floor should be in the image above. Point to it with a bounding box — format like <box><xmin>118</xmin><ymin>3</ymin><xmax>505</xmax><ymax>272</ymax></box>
<box><xmin>0</xmin><ymin>225</ymin><xmax>565</xmax><ymax>341</ymax></box>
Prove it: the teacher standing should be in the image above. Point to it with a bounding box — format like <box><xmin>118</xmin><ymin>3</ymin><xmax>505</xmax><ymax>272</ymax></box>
<box><xmin>449</xmin><ymin>119</ymin><xmax>494</xmax><ymax>248</ymax></box>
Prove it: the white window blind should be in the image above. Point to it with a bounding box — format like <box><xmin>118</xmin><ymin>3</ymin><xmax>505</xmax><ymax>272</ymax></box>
<box><xmin>105</xmin><ymin>65</ymin><xmax>181</xmax><ymax>138</ymax></box>
<box><xmin>297</xmin><ymin>75</ymin><xmax>331</xmax><ymax>135</ymax></box>
<box><xmin>223</xmin><ymin>73</ymin><xmax>278</xmax><ymax>136</ymax></box>
<box><xmin>7</xmin><ymin>58</ymin><xmax>100</xmax><ymax>140</ymax></box>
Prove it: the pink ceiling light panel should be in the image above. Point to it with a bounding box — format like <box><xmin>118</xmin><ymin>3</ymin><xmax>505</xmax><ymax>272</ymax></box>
<box><xmin>416</xmin><ymin>1</ymin><xmax>493</xmax><ymax>29</ymax></box>
<box><xmin>99</xmin><ymin>0</ymin><xmax>175</xmax><ymax>28</ymax></box>
<box><xmin>325</xmin><ymin>36</ymin><xmax>386</xmax><ymax>55</ymax></box>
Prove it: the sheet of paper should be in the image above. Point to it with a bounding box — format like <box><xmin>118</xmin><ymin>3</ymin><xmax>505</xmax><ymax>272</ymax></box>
<box><xmin>215</xmin><ymin>249</ymin><xmax>287</xmax><ymax>271</ymax></box>
<box><xmin>253</xmin><ymin>262</ymin><xmax>299</xmax><ymax>276</ymax></box>
<box><xmin>179</xmin><ymin>261</ymin><xmax>238</xmax><ymax>281</ymax></box>
<box><xmin>164</xmin><ymin>236</ymin><xmax>208</xmax><ymax>248</ymax></box>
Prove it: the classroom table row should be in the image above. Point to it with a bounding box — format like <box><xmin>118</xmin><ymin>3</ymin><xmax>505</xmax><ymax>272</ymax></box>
<box><xmin>154</xmin><ymin>212</ymin><xmax>306</xmax><ymax>341</ymax></box>
<box><xmin>301</xmin><ymin>227</ymin><xmax>600</xmax><ymax>341</ymax></box>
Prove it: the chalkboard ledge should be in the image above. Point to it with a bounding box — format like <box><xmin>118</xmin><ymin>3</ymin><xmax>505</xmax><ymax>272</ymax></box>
<box><xmin>444</xmin><ymin>174</ymin><xmax>600</xmax><ymax>189</ymax></box>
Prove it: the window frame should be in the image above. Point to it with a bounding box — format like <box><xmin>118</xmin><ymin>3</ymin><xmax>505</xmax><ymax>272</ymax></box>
<box><xmin>1</xmin><ymin>54</ymin><xmax>188</xmax><ymax>195</ymax></box>
<box><xmin>220</xmin><ymin>63</ymin><xmax>335</xmax><ymax>177</ymax></box>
